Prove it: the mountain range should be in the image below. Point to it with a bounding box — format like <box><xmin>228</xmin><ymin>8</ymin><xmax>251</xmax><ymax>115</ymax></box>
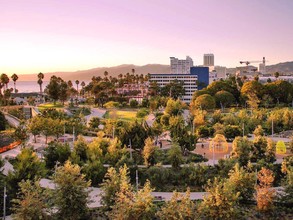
<box><xmin>18</xmin><ymin>61</ymin><xmax>293</xmax><ymax>81</ymax></box>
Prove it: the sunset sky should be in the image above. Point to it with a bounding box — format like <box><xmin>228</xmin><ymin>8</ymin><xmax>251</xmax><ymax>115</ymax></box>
<box><xmin>1</xmin><ymin>0</ymin><xmax>293</xmax><ymax>75</ymax></box>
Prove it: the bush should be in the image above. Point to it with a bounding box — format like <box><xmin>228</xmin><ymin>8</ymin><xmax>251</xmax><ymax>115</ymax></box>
<box><xmin>130</xmin><ymin>99</ymin><xmax>138</xmax><ymax>108</ymax></box>
<box><xmin>104</xmin><ymin>101</ymin><xmax>119</xmax><ymax>109</ymax></box>
<box><xmin>136</xmin><ymin>108</ymin><xmax>149</xmax><ymax>118</ymax></box>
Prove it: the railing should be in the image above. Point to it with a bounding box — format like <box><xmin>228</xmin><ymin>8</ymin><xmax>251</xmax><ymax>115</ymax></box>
<box><xmin>0</xmin><ymin>141</ymin><xmax>21</xmax><ymax>154</ymax></box>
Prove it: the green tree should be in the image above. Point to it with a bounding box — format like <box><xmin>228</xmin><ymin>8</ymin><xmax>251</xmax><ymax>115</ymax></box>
<box><xmin>12</xmin><ymin>179</ymin><xmax>50</xmax><ymax>220</ymax></box>
<box><xmin>191</xmin><ymin>94</ymin><xmax>216</xmax><ymax>110</ymax></box>
<box><xmin>168</xmin><ymin>142</ymin><xmax>183</xmax><ymax>169</ymax></box>
<box><xmin>161</xmin><ymin>80</ymin><xmax>185</xmax><ymax>99</ymax></box>
<box><xmin>0</xmin><ymin>73</ymin><xmax>10</xmax><ymax>89</ymax></box>
<box><xmin>27</xmin><ymin>116</ymin><xmax>43</xmax><ymax>143</ymax></box>
<box><xmin>14</xmin><ymin>121</ymin><xmax>29</xmax><ymax>146</ymax></box>
<box><xmin>71</xmin><ymin>135</ymin><xmax>89</xmax><ymax>164</ymax></box>
<box><xmin>0</xmin><ymin>111</ymin><xmax>7</xmax><ymax>131</ymax></box>
<box><xmin>89</xmin><ymin>117</ymin><xmax>100</xmax><ymax>130</ymax></box>
<box><xmin>43</xmin><ymin>141</ymin><xmax>71</xmax><ymax>170</ymax></box>
<box><xmin>214</xmin><ymin>90</ymin><xmax>235</xmax><ymax>110</ymax></box>
<box><xmin>7</xmin><ymin>148</ymin><xmax>46</xmax><ymax>207</ymax></box>
<box><xmin>157</xmin><ymin>188</ymin><xmax>196</xmax><ymax>220</ymax></box>
<box><xmin>253</xmin><ymin>125</ymin><xmax>264</xmax><ymax>137</ymax></box>
<box><xmin>53</xmin><ymin>161</ymin><xmax>91</xmax><ymax>220</ymax></box>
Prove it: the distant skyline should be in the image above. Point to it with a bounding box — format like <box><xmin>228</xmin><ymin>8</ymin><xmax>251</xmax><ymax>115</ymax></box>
<box><xmin>1</xmin><ymin>0</ymin><xmax>293</xmax><ymax>75</ymax></box>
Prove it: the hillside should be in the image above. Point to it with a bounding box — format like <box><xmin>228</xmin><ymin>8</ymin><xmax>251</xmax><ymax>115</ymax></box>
<box><xmin>265</xmin><ymin>61</ymin><xmax>293</xmax><ymax>75</ymax></box>
<box><xmin>19</xmin><ymin>64</ymin><xmax>170</xmax><ymax>81</ymax></box>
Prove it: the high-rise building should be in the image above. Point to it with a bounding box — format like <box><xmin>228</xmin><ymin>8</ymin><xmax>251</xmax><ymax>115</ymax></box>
<box><xmin>149</xmin><ymin>67</ymin><xmax>209</xmax><ymax>103</ymax></box>
<box><xmin>203</xmin><ymin>53</ymin><xmax>214</xmax><ymax>66</ymax></box>
<box><xmin>170</xmin><ymin>56</ymin><xmax>193</xmax><ymax>74</ymax></box>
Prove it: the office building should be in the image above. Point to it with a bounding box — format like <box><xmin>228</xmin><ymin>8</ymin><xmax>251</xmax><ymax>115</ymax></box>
<box><xmin>203</xmin><ymin>54</ymin><xmax>214</xmax><ymax>66</ymax></box>
<box><xmin>170</xmin><ymin>56</ymin><xmax>194</xmax><ymax>74</ymax></box>
<box><xmin>149</xmin><ymin>67</ymin><xmax>209</xmax><ymax>103</ymax></box>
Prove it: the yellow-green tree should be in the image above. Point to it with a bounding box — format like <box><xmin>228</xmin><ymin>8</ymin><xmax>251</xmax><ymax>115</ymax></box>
<box><xmin>142</xmin><ymin>137</ymin><xmax>158</xmax><ymax>166</ymax></box>
<box><xmin>157</xmin><ymin>188</ymin><xmax>196</xmax><ymax>220</ymax></box>
<box><xmin>12</xmin><ymin>179</ymin><xmax>50</xmax><ymax>219</ymax></box>
<box><xmin>198</xmin><ymin>177</ymin><xmax>240</xmax><ymax>219</ymax></box>
<box><xmin>53</xmin><ymin>161</ymin><xmax>91</xmax><ymax>219</ymax></box>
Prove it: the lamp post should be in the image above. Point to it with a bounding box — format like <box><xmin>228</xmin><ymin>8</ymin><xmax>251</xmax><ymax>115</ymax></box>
<box><xmin>3</xmin><ymin>185</ymin><xmax>6</xmax><ymax>220</ymax></box>
<box><xmin>136</xmin><ymin>170</ymin><xmax>139</xmax><ymax>191</ymax></box>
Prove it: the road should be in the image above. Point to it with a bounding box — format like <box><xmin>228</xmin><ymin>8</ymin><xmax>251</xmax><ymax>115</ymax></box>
<box><xmin>3</xmin><ymin>113</ymin><xmax>20</xmax><ymax>127</ymax></box>
<box><xmin>39</xmin><ymin>178</ymin><xmax>206</xmax><ymax>208</ymax></box>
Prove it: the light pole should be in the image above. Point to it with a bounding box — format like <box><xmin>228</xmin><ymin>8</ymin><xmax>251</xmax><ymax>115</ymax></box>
<box><xmin>271</xmin><ymin>119</ymin><xmax>274</xmax><ymax>138</ymax></box>
<box><xmin>3</xmin><ymin>185</ymin><xmax>6</xmax><ymax>220</ymax></box>
<box><xmin>73</xmin><ymin>126</ymin><xmax>75</xmax><ymax>143</ymax></box>
<box><xmin>242</xmin><ymin>122</ymin><xmax>245</xmax><ymax>137</ymax></box>
<box><xmin>129</xmin><ymin>139</ymin><xmax>133</xmax><ymax>160</ymax></box>
<box><xmin>136</xmin><ymin>170</ymin><xmax>139</xmax><ymax>191</ymax></box>
<box><xmin>212</xmin><ymin>142</ymin><xmax>215</xmax><ymax>166</ymax></box>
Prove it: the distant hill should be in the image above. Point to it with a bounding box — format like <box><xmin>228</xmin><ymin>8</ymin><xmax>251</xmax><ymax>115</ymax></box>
<box><xmin>18</xmin><ymin>61</ymin><xmax>293</xmax><ymax>81</ymax></box>
<box><xmin>19</xmin><ymin>64</ymin><xmax>170</xmax><ymax>81</ymax></box>
<box><xmin>265</xmin><ymin>61</ymin><xmax>293</xmax><ymax>75</ymax></box>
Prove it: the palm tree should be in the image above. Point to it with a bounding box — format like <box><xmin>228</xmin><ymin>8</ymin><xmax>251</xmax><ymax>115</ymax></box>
<box><xmin>75</xmin><ymin>80</ymin><xmax>80</xmax><ymax>96</ymax></box>
<box><xmin>81</xmin><ymin>81</ymin><xmax>86</xmax><ymax>97</ymax></box>
<box><xmin>11</xmin><ymin>73</ymin><xmax>19</xmax><ymax>93</ymax></box>
<box><xmin>37</xmin><ymin>72</ymin><xmax>44</xmax><ymax>94</ymax></box>
<box><xmin>0</xmin><ymin>73</ymin><xmax>10</xmax><ymax>89</ymax></box>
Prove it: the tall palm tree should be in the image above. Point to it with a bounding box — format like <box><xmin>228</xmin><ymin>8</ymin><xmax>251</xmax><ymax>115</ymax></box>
<box><xmin>68</xmin><ymin>80</ymin><xmax>73</xmax><ymax>88</ymax></box>
<box><xmin>75</xmin><ymin>80</ymin><xmax>80</xmax><ymax>95</ymax></box>
<box><xmin>81</xmin><ymin>81</ymin><xmax>85</xmax><ymax>97</ymax></box>
<box><xmin>11</xmin><ymin>73</ymin><xmax>19</xmax><ymax>93</ymax></box>
<box><xmin>37</xmin><ymin>72</ymin><xmax>44</xmax><ymax>94</ymax></box>
<box><xmin>1</xmin><ymin>73</ymin><xmax>10</xmax><ymax>89</ymax></box>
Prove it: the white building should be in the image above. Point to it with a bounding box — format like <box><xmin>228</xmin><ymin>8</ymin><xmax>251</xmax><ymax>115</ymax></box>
<box><xmin>170</xmin><ymin>56</ymin><xmax>194</xmax><ymax>74</ymax></box>
<box><xmin>204</xmin><ymin>53</ymin><xmax>214</xmax><ymax>67</ymax></box>
<box><xmin>149</xmin><ymin>74</ymin><xmax>198</xmax><ymax>103</ymax></box>
<box><xmin>214</xmin><ymin>66</ymin><xmax>227</xmax><ymax>79</ymax></box>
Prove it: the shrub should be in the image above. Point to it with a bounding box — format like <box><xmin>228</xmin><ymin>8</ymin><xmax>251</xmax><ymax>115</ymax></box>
<box><xmin>136</xmin><ymin>108</ymin><xmax>149</xmax><ymax>118</ymax></box>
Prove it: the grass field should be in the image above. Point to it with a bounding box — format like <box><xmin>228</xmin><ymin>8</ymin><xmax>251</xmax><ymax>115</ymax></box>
<box><xmin>38</xmin><ymin>102</ymin><xmax>64</xmax><ymax>110</ymax></box>
<box><xmin>103</xmin><ymin>109</ymin><xmax>141</xmax><ymax>122</ymax></box>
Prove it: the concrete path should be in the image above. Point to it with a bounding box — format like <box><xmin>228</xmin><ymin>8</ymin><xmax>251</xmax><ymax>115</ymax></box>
<box><xmin>85</xmin><ymin>108</ymin><xmax>106</xmax><ymax>124</ymax></box>
<box><xmin>145</xmin><ymin>113</ymin><xmax>155</xmax><ymax>127</ymax></box>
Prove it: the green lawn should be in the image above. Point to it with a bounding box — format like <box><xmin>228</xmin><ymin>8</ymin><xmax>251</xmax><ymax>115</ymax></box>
<box><xmin>103</xmin><ymin>109</ymin><xmax>141</xmax><ymax>122</ymax></box>
<box><xmin>38</xmin><ymin>102</ymin><xmax>64</xmax><ymax>110</ymax></box>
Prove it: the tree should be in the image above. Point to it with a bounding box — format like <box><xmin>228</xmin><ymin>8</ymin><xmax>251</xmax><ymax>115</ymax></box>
<box><xmin>27</xmin><ymin>116</ymin><xmax>43</xmax><ymax>143</ymax></box>
<box><xmin>142</xmin><ymin>137</ymin><xmax>158</xmax><ymax>166</ymax></box>
<box><xmin>37</xmin><ymin>72</ymin><xmax>44</xmax><ymax>94</ymax></box>
<box><xmin>168</xmin><ymin>142</ymin><xmax>183</xmax><ymax>169</ymax></box>
<box><xmin>214</xmin><ymin>90</ymin><xmax>235</xmax><ymax>110</ymax></box>
<box><xmin>224</xmin><ymin>125</ymin><xmax>242</xmax><ymax>141</ymax></box>
<box><xmin>252</xmin><ymin>136</ymin><xmax>276</xmax><ymax>163</ymax></box>
<box><xmin>53</xmin><ymin>161</ymin><xmax>91</xmax><ymax>220</ymax></box>
<box><xmin>0</xmin><ymin>73</ymin><xmax>10</xmax><ymax>89</ymax></box>
<box><xmin>228</xmin><ymin>163</ymin><xmax>255</xmax><ymax>201</ymax></box>
<box><xmin>0</xmin><ymin>111</ymin><xmax>6</xmax><ymax>131</ymax></box>
<box><xmin>75</xmin><ymin>80</ymin><xmax>80</xmax><ymax>95</ymax></box>
<box><xmin>12</xmin><ymin>179</ymin><xmax>50</xmax><ymax>219</ymax></box>
<box><xmin>241</xmin><ymin>80</ymin><xmax>263</xmax><ymax>108</ymax></box>
<box><xmin>191</xmin><ymin>94</ymin><xmax>215</xmax><ymax>110</ymax></box>
<box><xmin>161</xmin><ymin>80</ymin><xmax>185</xmax><ymax>99</ymax></box>
<box><xmin>7</xmin><ymin>148</ymin><xmax>46</xmax><ymax>207</ymax></box>
<box><xmin>198</xmin><ymin>177</ymin><xmax>240</xmax><ymax>219</ymax></box>
<box><xmin>157</xmin><ymin>188</ymin><xmax>196</xmax><ymax>220</ymax></box>
<box><xmin>164</xmin><ymin>98</ymin><xmax>185</xmax><ymax>116</ymax></box>
<box><xmin>130</xmin><ymin>99</ymin><xmax>138</xmax><ymax>108</ymax></box>
<box><xmin>274</xmin><ymin>72</ymin><xmax>280</xmax><ymax>79</ymax></box>
<box><xmin>14</xmin><ymin>121</ymin><xmax>29</xmax><ymax>146</ymax></box>
<box><xmin>255</xmin><ymin>167</ymin><xmax>275</xmax><ymax>212</ymax></box>
<box><xmin>231</xmin><ymin>136</ymin><xmax>253</xmax><ymax>166</ymax></box>
<box><xmin>89</xmin><ymin>117</ymin><xmax>100</xmax><ymax>130</ymax></box>
<box><xmin>71</xmin><ymin>135</ymin><xmax>89</xmax><ymax>164</ymax></box>
<box><xmin>253</xmin><ymin>125</ymin><xmax>264</xmax><ymax>137</ymax></box>
<box><xmin>43</xmin><ymin>142</ymin><xmax>71</xmax><ymax>170</ymax></box>
<box><xmin>11</xmin><ymin>73</ymin><xmax>19</xmax><ymax>93</ymax></box>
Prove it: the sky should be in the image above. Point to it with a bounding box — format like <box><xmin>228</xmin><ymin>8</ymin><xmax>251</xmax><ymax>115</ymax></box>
<box><xmin>0</xmin><ymin>0</ymin><xmax>293</xmax><ymax>75</ymax></box>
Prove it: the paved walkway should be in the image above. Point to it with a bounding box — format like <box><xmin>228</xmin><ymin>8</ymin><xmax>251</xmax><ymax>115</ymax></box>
<box><xmin>85</xmin><ymin>108</ymin><xmax>106</xmax><ymax>125</ymax></box>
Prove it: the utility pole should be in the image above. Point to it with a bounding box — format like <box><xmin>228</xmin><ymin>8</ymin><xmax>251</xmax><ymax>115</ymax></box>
<box><xmin>73</xmin><ymin>126</ymin><xmax>75</xmax><ymax>143</ymax></box>
<box><xmin>3</xmin><ymin>185</ymin><xmax>6</xmax><ymax>220</ymax></box>
<box><xmin>213</xmin><ymin>142</ymin><xmax>215</xmax><ymax>166</ymax></box>
<box><xmin>242</xmin><ymin>122</ymin><xmax>245</xmax><ymax>137</ymax></box>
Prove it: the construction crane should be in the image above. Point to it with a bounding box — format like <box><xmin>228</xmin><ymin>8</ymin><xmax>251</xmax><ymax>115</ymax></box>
<box><xmin>239</xmin><ymin>57</ymin><xmax>266</xmax><ymax>66</ymax></box>
<box><xmin>239</xmin><ymin>57</ymin><xmax>268</xmax><ymax>75</ymax></box>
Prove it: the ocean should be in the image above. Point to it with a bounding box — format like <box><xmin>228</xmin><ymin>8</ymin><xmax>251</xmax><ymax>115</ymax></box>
<box><xmin>7</xmin><ymin>81</ymin><xmax>49</xmax><ymax>93</ymax></box>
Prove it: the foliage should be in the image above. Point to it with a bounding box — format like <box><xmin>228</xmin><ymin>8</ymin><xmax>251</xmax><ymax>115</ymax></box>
<box><xmin>43</xmin><ymin>141</ymin><xmax>71</xmax><ymax>170</ymax></box>
<box><xmin>130</xmin><ymin>99</ymin><xmax>139</xmax><ymax>108</ymax></box>
<box><xmin>104</xmin><ymin>101</ymin><xmax>120</xmax><ymax>109</ymax></box>
<box><xmin>214</xmin><ymin>90</ymin><xmax>235</xmax><ymax>109</ymax></box>
<box><xmin>136</xmin><ymin>108</ymin><xmax>149</xmax><ymax>118</ymax></box>
<box><xmin>164</xmin><ymin>98</ymin><xmax>185</xmax><ymax>116</ymax></box>
<box><xmin>191</xmin><ymin>94</ymin><xmax>216</xmax><ymax>110</ymax></box>
<box><xmin>168</xmin><ymin>142</ymin><xmax>183</xmax><ymax>169</ymax></box>
<box><xmin>157</xmin><ymin>188</ymin><xmax>196</xmax><ymax>220</ymax></box>
<box><xmin>198</xmin><ymin>177</ymin><xmax>240</xmax><ymax>219</ymax></box>
<box><xmin>89</xmin><ymin>116</ymin><xmax>100</xmax><ymax>130</ymax></box>
<box><xmin>255</xmin><ymin>167</ymin><xmax>275</xmax><ymax>212</ymax></box>
<box><xmin>0</xmin><ymin>111</ymin><xmax>6</xmax><ymax>131</ymax></box>
<box><xmin>53</xmin><ymin>161</ymin><xmax>91</xmax><ymax>220</ymax></box>
<box><xmin>142</xmin><ymin>137</ymin><xmax>158</xmax><ymax>166</ymax></box>
<box><xmin>12</xmin><ymin>179</ymin><xmax>50</xmax><ymax>220</ymax></box>
<box><xmin>231</xmin><ymin>136</ymin><xmax>253</xmax><ymax>166</ymax></box>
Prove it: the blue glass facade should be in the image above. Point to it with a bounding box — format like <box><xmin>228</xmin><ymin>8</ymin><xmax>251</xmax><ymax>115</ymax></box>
<box><xmin>190</xmin><ymin>67</ymin><xmax>209</xmax><ymax>90</ymax></box>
